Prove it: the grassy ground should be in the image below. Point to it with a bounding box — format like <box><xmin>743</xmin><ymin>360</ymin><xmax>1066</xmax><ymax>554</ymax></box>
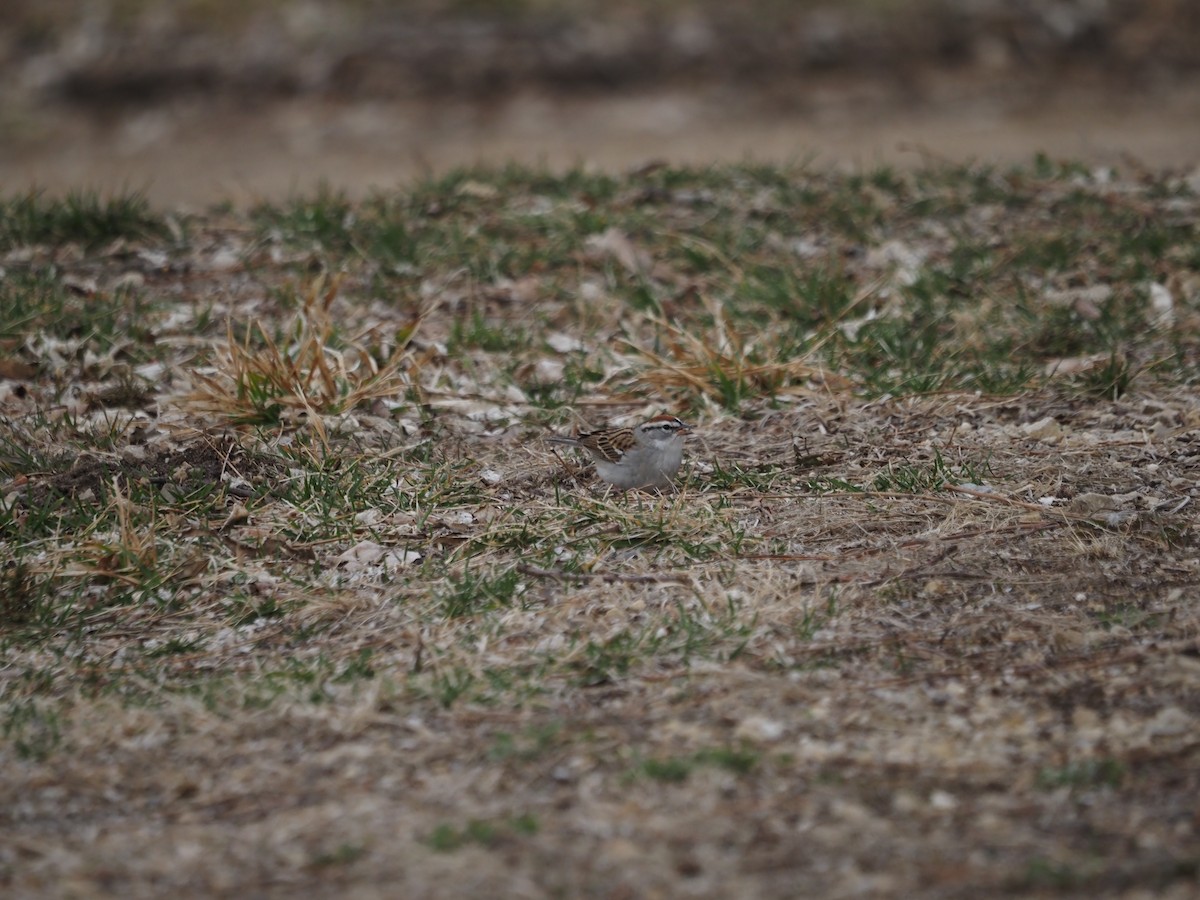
<box><xmin>1</xmin><ymin>159</ymin><xmax>1198</xmax><ymax>897</ymax></box>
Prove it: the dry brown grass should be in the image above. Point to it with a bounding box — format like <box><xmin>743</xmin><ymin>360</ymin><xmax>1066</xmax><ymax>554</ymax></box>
<box><xmin>184</xmin><ymin>274</ymin><xmax>421</xmax><ymax>440</ymax></box>
<box><xmin>6</xmin><ymin>390</ymin><xmax>1197</xmax><ymax>897</ymax></box>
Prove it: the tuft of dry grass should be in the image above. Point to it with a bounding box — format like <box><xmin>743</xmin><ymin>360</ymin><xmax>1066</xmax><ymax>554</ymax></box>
<box><xmin>632</xmin><ymin>304</ymin><xmax>823</xmax><ymax>405</ymax></box>
<box><xmin>184</xmin><ymin>274</ymin><xmax>421</xmax><ymax>439</ymax></box>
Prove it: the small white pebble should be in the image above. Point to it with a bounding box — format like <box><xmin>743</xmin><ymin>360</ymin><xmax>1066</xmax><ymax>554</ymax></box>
<box><xmin>929</xmin><ymin>790</ymin><xmax>957</xmax><ymax>810</ymax></box>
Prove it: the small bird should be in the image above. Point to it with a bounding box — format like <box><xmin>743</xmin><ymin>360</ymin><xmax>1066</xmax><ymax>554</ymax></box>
<box><xmin>546</xmin><ymin>414</ymin><xmax>694</xmax><ymax>491</ymax></box>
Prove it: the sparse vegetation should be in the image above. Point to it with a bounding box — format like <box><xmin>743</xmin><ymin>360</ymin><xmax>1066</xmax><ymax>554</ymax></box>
<box><xmin>1</xmin><ymin>161</ymin><xmax>1197</xmax><ymax>896</ymax></box>
<box><xmin>0</xmin><ymin>189</ymin><xmax>165</xmax><ymax>251</ymax></box>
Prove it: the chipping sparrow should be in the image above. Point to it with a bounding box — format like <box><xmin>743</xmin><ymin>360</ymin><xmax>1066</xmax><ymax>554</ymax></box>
<box><xmin>546</xmin><ymin>414</ymin><xmax>694</xmax><ymax>490</ymax></box>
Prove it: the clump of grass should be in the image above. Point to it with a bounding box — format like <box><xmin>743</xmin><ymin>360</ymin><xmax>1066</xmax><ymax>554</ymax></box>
<box><xmin>252</xmin><ymin>185</ymin><xmax>357</xmax><ymax>256</ymax></box>
<box><xmin>1036</xmin><ymin>757</ymin><xmax>1126</xmax><ymax>792</ymax></box>
<box><xmin>184</xmin><ymin>274</ymin><xmax>421</xmax><ymax>433</ymax></box>
<box><xmin>310</xmin><ymin>842</ymin><xmax>368</xmax><ymax>868</ymax></box>
<box><xmin>1071</xmin><ymin>350</ymin><xmax>1139</xmax><ymax>399</ymax></box>
<box><xmin>635</xmin><ymin>745</ymin><xmax>760</xmax><ymax>783</ymax></box>
<box><xmin>0</xmin><ymin>189</ymin><xmax>166</xmax><ymax>250</ymax></box>
<box><xmin>438</xmin><ymin>565</ymin><xmax>524</xmax><ymax>618</ymax></box>
<box><xmin>0</xmin><ymin>268</ymin><xmax>158</xmax><ymax>353</ymax></box>
<box><xmin>425</xmin><ymin>814</ymin><xmax>539</xmax><ymax>852</ymax></box>
<box><xmin>2</xmin><ymin>699</ymin><xmax>63</xmax><ymax>761</ymax></box>
<box><xmin>632</xmin><ymin>300</ymin><xmax>826</xmax><ymax>411</ymax></box>
<box><xmin>74</xmin><ymin>480</ymin><xmax>159</xmax><ymax>584</ymax></box>
<box><xmin>871</xmin><ymin>450</ymin><xmax>954</xmax><ymax>493</ymax></box>
<box><xmin>0</xmin><ymin>560</ymin><xmax>42</xmax><ymax>627</ymax></box>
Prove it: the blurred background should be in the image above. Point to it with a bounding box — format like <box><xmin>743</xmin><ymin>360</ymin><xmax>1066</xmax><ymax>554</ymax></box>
<box><xmin>1</xmin><ymin>0</ymin><xmax>1198</xmax><ymax>206</ymax></box>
